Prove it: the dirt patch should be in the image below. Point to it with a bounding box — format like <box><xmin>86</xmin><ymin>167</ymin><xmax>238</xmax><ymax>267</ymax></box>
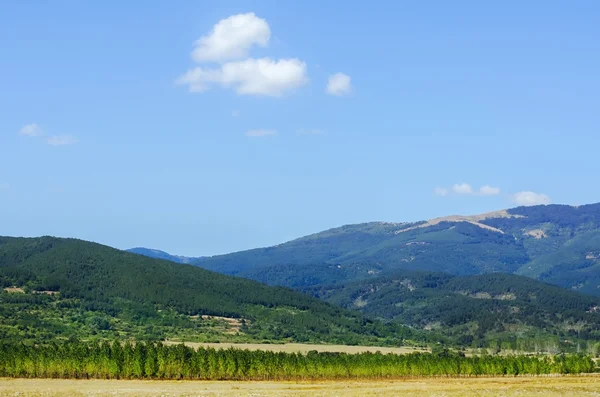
<box><xmin>353</xmin><ymin>296</ymin><xmax>368</xmax><ymax>308</ymax></box>
<box><xmin>495</xmin><ymin>293</ymin><xmax>516</xmax><ymax>301</ymax></box>
<box><xmin>525</xmin><ymin>229</ymin><xmax>547</xmax><ymax>239</ymax></box>
<box><xmin>458</xmin><ymin>291</ymin><xmax>516</xmax><ymax>301</ymax></box>
<box><xmin>586</xmin><ymin>252</ymin><xmax>599</xmax><ymax>260</ymax></box>
<box><xmin>199</xmin><ymin>315</ymin><xmax>244</xmax><ymax>334</ymax></box>
<box><xmin>400</xmin><ymin>279</ymin><xmax>416</xmax><ymax>291</ymax></box>
<box><xmin>33</xmin><ymin>290</ymin><xmax>59</xmax><ymax>295</ymax></box>
<box><xmin>2</xmin><ymin>287</ymin><xmax>24</xmax><ymax>294</ymax></box>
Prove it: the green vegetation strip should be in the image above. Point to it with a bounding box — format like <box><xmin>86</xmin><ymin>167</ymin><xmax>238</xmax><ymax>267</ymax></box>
<box><xmin>0</xmin><ymin>342</ymin><xmax>595</xmax><ymax>380</ymax></box>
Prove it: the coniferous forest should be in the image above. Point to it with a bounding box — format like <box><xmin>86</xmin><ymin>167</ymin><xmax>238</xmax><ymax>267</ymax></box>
<box><xmin>0</xmin><ymin>236</ymin><xmax>423</xmax><ymax>346</ymax></box>
<box><xmin>0</xmin><ymin>341</ymin><xmax>595</xmax><ymax>380</ymax></box>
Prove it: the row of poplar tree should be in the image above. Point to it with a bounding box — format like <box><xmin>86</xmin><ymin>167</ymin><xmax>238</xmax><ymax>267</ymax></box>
<box><xmin>0</xmin><ymin>342</ymin><xmax>595</xmax><ymax>380</ymax></box>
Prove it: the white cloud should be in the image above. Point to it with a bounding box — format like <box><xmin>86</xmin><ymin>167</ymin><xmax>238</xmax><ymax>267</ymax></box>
<box><xmin>298</xmin><ymin>129</ymin><xmax>322</xmax><ymax>135</ymax></box>
<box><xmin>177</xmin><ymin>58</ymin><xmax>308</xmax><ymax>96</ymax></box>
<box><xmin>0</xmin><ymin>183</ymin><xmax>9</xmax><ymax>191</ymax></box>
<box><xmin>512</xmin><ymin>191</ymin><xmax>551</xmax><ymax>206</ymax></box>
<box><xmin>479</xmin><ymin>185</ymin><xmax>501</xmax><ymax>196</ymax></box>
<box><xmin>180</xmin><ymin>13</ymin><xmax>308</xmax><ymax>98</ymax></box>
<box><xmin>326</xmin><ymin>73</ymin><xmax>352</xmax><ymax>96</ymax></box>
<box><xmin>47</xmin><ymin>135</ymin><xmax>78</xmax><ymax>146</ymax></box>
<box><xmin>191</xmin><ymin>13</ymin><xmax>270</xmax><ymax>63</ymax></box>
<box><xmin>452</xmin><ymin>183</ymin><xmax>473</xmax><ymax>195</ymax></box>
<box><xmin>434</xmin><ymin>187</ymin><xmax>449</xmax><ymax>196</ymax></box>
<box><xmin>19</xmin><ymin>124</ymin><xmax>78</xmax><ymax>146</ymax></box>
<box><xmin>246</xmin><ymin>129</ymin><xmax>277</xmax><ymax>137</ymax></box>
<box><xmin>19</xmin><ymin>123</ymin><xmax>44</xmax><ymax>137</ymax></box>
<box><xmin>437</xmin><ymin>183</ymin><xmax>501</xmax><ymax>197</ymax></box>
<box><xmin>232</xmin><ymin>109</ymin><xmax>240</xmax><ymax>117</ymax></box>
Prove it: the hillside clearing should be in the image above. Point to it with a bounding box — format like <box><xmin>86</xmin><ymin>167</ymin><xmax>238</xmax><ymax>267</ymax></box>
<box><xmin>2</xmin><ymin>287</ymin><xmax>24</xmax><ymax>294</ymax></box>
<box><xmin>2</xmin><ymin>376</ymin><xmax>600</xmax><ymax>396</ymax></box>
<box><xmin>393</xmin><ymin>209</ymin><xmax>522</xmax><ymax>235</ymax></box>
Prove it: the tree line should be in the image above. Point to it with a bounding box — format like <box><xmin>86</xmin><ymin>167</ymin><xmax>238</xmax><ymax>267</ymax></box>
<box><xmin>0</xmin><ymin>341</ymin><xmax>595</xmax><ymax>380</ymax></box>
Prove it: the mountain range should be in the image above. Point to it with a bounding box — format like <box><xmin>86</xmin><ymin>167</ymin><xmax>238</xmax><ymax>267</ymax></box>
<box><xmin>142</xmin><ymin>203</ymin><xmax>600</xmax><ymax>296</ymax></box>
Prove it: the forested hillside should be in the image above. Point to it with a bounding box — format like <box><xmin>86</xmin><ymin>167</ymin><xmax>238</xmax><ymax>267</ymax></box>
<box><xmin>0</xmin><ymin>236</ymin><xmax>422</xmax><ymax>345</ymax></box>
<box><xmin>190</xmin><ymin>203</ymin><xmax>600</xmax><ymax>295</ymax></box>
<box><xmin>308</xmin><ymin>271</ymin><xmax>600</xmax><ymax>352</ymax></box>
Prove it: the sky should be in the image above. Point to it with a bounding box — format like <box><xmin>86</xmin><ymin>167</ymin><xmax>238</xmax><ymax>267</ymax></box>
<box><xmin>1</xmin><ymin>1</ymin><xmax>599</xmax><ymax>256</ymax></box>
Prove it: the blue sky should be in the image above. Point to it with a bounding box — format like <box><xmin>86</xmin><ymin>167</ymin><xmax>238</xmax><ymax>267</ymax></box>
<box><xmin>1</xmin><ymin>1</ymin><xmax>599</xmax><ymax>255</ymax></box>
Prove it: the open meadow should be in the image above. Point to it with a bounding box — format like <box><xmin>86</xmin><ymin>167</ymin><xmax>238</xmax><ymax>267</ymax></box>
<box><xmin>2</xmin><ymin>376</ymin><xmax>600</xmax><ymax>396</ymax></box>
<box><xmin>165</xmin><ymin>342</ymin><xmax>429</xmax><ymax>355</ymax></box>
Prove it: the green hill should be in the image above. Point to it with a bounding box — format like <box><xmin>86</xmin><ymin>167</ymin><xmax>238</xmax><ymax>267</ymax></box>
<box><xmin>0</xmin><ymin>236</ymin><xmax>421</xmax><ymax>345</ymax></box>
<box><xmin>191</xmin><ymin>203</ymin><xmax>600</xmax><ymax>295</ymax></box>
<box><xmin>306</xmin><ymin>271</ymin><xmax>600</xmax><ymax>352</ymax></box>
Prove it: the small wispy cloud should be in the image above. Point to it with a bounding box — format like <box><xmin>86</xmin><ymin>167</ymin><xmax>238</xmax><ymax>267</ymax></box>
<box><xmin>434</xmin><ymin>187</ymin><xmax>449</xmax><ymax>196</ymax></box>
<box><xmin>512</xmin><ymin>191</ymin><xmax>551</xmax><ymax>206</ymax></box>
<box><xmin>435</xmin><ymin>182</ymin><xmax>549</xmax><ymax>206</ymax></box>
<box><xmin>326</xmin><ymin>72</ymin><xmax>352</xmax><ymax>96</ymax></box>
<box><xmin>479</xmin><ymin>185</ymin><xmax>501</xmax><ymax>196</ymax></box>
<box><xmin>246</xmin><ymin>129</ymin><xmax>277</xmax><ymax>138</ymax></box>
<box><xmin>452</xmin><ymin>183</ymin><xmax>473</xmax><ymax>195</ymax></box>
<box><xmin>47</xmin><ymin>135</ymin><xmax>78</xmax><ymax>146</ymax></box>
<box><xmin>19</xmin><ymin>123</ymin><xmax>44</xmax><ymax>137</ymax></box>
<box><xmin>19</xmin><ymin>123</ymin><xmax>78</xmax><ymax>146</ymax></box>
<box><xmin>435</xmin><ymin>183</ymin><xmax>501</xmax><ymax>197</ymax></box>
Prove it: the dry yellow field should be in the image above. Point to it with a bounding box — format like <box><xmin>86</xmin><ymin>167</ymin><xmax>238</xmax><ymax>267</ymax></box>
<box><xmin>165</xmin><ymin>342</ymin><xmax>429</xmax><ymax>355</ymax></box>
<box><xmin>2</xmin><ymin>376</ymin><xmax>600</xmax><ymax>396</ymax></box>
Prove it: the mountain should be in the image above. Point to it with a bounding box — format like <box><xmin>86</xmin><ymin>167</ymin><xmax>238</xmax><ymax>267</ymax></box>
<box><xmin>191</xmin><ymin>203</ymin><xmax>600</xmax><ymax>295</ymax></box>
<box><xmin>126</xmin><ymin>247</ymin><xmax>201</xmax><ymax>264</ymax></box>
<box><xmin>306</xmin><ymin>271</ymin><xmax>600</xmax><ymax>350</ymax></box>
<box><xmin>0</xmin><ymin>236</ymin><xmax>420</xmax><ymax>345</ymax></box>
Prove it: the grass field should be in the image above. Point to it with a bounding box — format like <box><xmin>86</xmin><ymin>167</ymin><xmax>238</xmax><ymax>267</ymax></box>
<box><xmin>165</xmin><ymin>341</ymin><xmax>429</xmax><ymax>355</ymax></box>
<box><xmin>2</xmin><ymin>376</ymin><xmax>600</xmax><ymax>396</ymax></box>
